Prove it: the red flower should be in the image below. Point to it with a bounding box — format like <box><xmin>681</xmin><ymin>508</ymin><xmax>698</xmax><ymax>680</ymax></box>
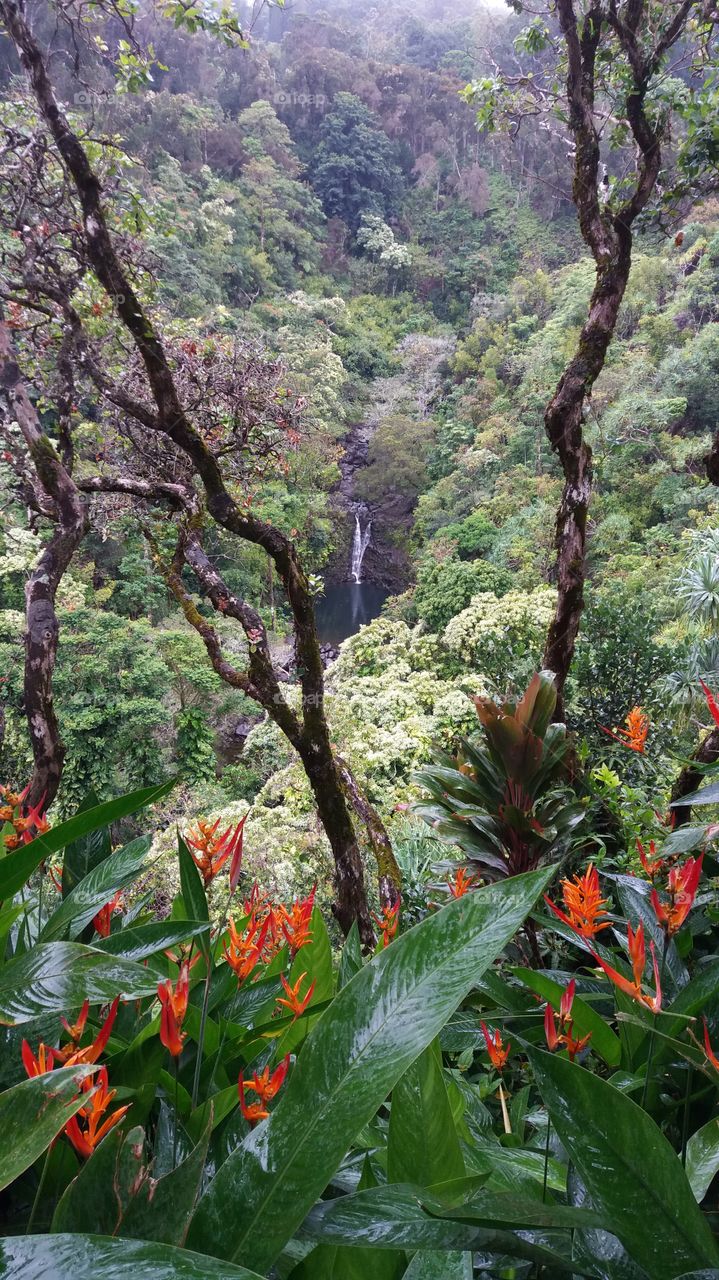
<box><xmin>592</xmin><ymin>921</ymin><xmax>662</xmax><ymax>1013</ymax></box>
<box><xmin>700</xmin><ymin>679</ymin><xmax>719</xmax><ymax>728</ymax></box>
<box><xmin>480</xmin><ymin>1021</ymin><xmax>511</xmax><ymax>1072</ymax></box>
<box><xmin>21</xmin><ymin>1040</ymin><xmax>57</xmax><ymax>1077</ymax></box>
<box><xmin>703</xmin><ymin>1019</ymin><xmax>719</xmax><ymax>1072</ymax></box>
<box><xmin>186</xmin><ymin>817</ymin><xmax>247</xmax><ymax>887</ymax></box>
<box><xmin>238</xmin><ymin>1053</ymin><xmax>290</xmax><ymax>1125</ymax></box>
<box><xmin>447</xmin><ymin>867</ymin><xmax>477</xmax><ymax>898</ymax></box>
<box><xmin>276</xmin><ymin>971</ymin><xmax>316</xmax><ymax>1021</ymax></box>
<box><xmin>62</xmin><ymin>997</ymin><xmax>120</xmax><ymax>1066</ymax></box>
<box><xmin>650</xmin><ymin>854</ymin><xmax>703</xmax><ymax>937</ymax></box>
<box><xmin>373</xmin><ymin>896</ymin><xmax>400</xmax><ymax>948</ymax></box>
<box><xmin>544</xmin><ymin>980</ymin><xmax>591</xmax><ymax>1062</ymax></box>
<box><xmin>92</xmin><ymin>890</ymin><xmax>124</xmax><ymax>938</ymax></box>
<box><xmin>64</xmin><ymin>1066</ymin><xmax>129</xmax><ymax>1159</ymax></box>
<box><xmin>637</xmin><ymin>840</ymin><xmax>664</xmax><ymax>882</ymax></box>
<box><xmin>158</xmin><ymin>964</ymin><xmax>190</xmax><ymax>1057</ymax></box>
<box><xmin>281</xmin><ymin>885</ymin><xmax>316</xmax><ymax>953</ymax></box>
<box><xmin>224</xmin><ymin>912</ymin><xmax>269</xmax><ymax>983</ymax></box>
<box><xmin>545</xmin><ymin>864</ymin><xmax>611</xmax><ymax>940</ymax></box>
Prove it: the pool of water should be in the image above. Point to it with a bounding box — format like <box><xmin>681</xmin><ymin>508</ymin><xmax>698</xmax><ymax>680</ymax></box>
<box><xmin>315</xmin><ymin>582</ymin><xmax>390</xmax><ymax>647</ymax></box>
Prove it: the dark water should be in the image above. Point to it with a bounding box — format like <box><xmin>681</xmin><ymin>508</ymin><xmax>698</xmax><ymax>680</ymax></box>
<box><xmin>315</xmin><ymin>582</ymin><xmax>390</xmax><ymax>646</ymax></box>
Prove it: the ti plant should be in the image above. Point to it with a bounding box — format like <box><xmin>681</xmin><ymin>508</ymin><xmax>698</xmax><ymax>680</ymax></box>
<box><xmin>413</xmin><ymin>671</ymin><xmax>586</xmax><ymax>881</ymax></box>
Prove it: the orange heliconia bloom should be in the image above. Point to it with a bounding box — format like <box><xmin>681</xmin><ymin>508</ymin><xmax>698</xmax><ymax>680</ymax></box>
<box><xmin>64</xmin><ymin>1066</ymin><xmax>130</xmax><ymax>1159</ymax></box>
<box><xmin>637</xmin><ymin>839</ymin><xmax>665</xmax><ymax>882</ymax></box>
<box><xmin>62</xmin><ymin>996</ymin><xmax>120</xmax><ymax>1066</ymax></box>
<box><xmin>447</xmin><ymin>867</ymin><xmax>477</xmax><ymax>898</ymax></box>
<box><xmin>224</xmin><ymin>913</ymin><xmax>269</xmax><ymax>984</ymax></box>
<box><xmin>601</xmin><ymin>706</ymin><xmax>649</xmax><ymax>753</ymax></box>
<box><xmin>545</xmin><ymin>864</ymin><xmax>611</xmax><ymax>940</ymax></box>
<box><xmin>186</xmin><ymin>816</ymin><xmax>247</xmax><ymax>887</ymax></box>
<box><xmin>650</xmin><ymin>853</ymin><xmax>703</xmax><ymax>937</ymax></box>
<box><xmin>544</xmin><ymin>980</ymin><xmax>592</xmax><ymax>1062</ymax></box>
<box><xmin>0</xmin><ymin>783</ymin><xmax>50</xmax><ymax>851</ymax></box>
<box><xmin>280</xmin><ymin>886</ymin><xmax>316</xmax><ymax>953</ymax></box>
<box><xmin>592</xmin><ymin>920</ymin><xmax>662</xmax><ymax>1013</ymax></box>
<box><xmin>21</xmin><ymin>1040</ymin><xmax>57</xmax><ymax>1077</ymax></box>
<box><xmin>276</xmin><ymin>971</ymin><xmax>316</xmax><ymax>1021</ymax></box>
<box><xmin>157</xmin><ymin>964</ymin><xmax>190</xmax><ymax>1057</ymax></box>
<box><xmin>374</xmin><ymin>896</ymin><xmax>400</xmax><ymax>948</ymax></box>
<box><xmin>480</xmin><ymin>1021</ymin><xmax>511</xmax><ymax>1071</ymax></box>
<box><xmin>92</xmin><ymin>890</ymin><xmax>124</xmax><ymax>938</ymax></box>
<box><xmin>238</xmin><ymin>1053</ymin><xmax>290</xmax><ymax>1124</ymax></box>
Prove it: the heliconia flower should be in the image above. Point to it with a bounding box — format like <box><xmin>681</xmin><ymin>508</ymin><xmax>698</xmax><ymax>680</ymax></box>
<box><xmin>157</xmin><ymin>964</ymin><xmax>190</xmax><ymax>1057</ymax></box>
<box><xmin>703</xmin><ymin>1018</ymin><xmax>719</xmax><ymax>1071</ymax></box>
<box><xmin>700</xmin><ymin>679</ymin><xmax>719</xmax><ymax>728</ymax></box>
<box><xmin>64</xmin><ymin>1066</ymin><xmax>130</xmax><ymax>1159</ymax></box>
<box><xmin>637</xmin><ymin>839</ymin><xmax>664</xmax><ymax>882</ymax></box>
<box><xmin>592</xmin><ymin>921</ymin><xmax>662</xmax><ymax>1013</ymax></box>
<box><xmin>60</xmin><ymin>1000</ymin><xmax>89</xmax><ymax>1047</ymax></box>
<box><xmin>186</xmin><ymin>817</ymin><xmax>247</xmax><ymax>887</ymax></box>
<box><xmin>281</xmin><ymin>885</ymin><xmax>316</xmax><ymax>952</ymax></box>
<box><xmin>164</xmin><ymin>944</ymin><xmax>201</xmax><ymax>972</ymax></box>
<box><xmin>480</xmin><ymin>1021</ymin><xmax>511</xmax><ymax>1072</ymax></box>
<box><xmin>92</xmin><ymin>890</ymin><xmax>124</xmax><ymax>938</ymax></box>
<box><xmin>601</xmin><ymin>706</ymin><xmax>649</xmax><ymax>753</ymax></box>
<box><xmin>47</xmin><ymin>863</ymin><xmax>63</xmax><ymax>892</ymax></box>
<box><xmin>276</xmin><ymin>971</ymin><xmax>316</xmax><ymax>1021</ymax></box>
<box><xmin>544</xmin><ymin>864</ymin><xmax>611</xmax><ymax>940</ymax></box>
<box><xmin>650</xmin><ymin>853</ymin><xmax>703</xmax><ymax>937</ymax></box>
<box><xmin>224</xmin><ymin>912</ymin><xmax>269</xmax><ymax>984</ymax></box>
<box><xmin>21</xmin><ymin>1040</ymin><xmax>57</xmax><ymax>1078</ymax></box>
<box><xmin>544</xmin><ymin>1001</ymin><xmax>562</xmax><ymax>1052</ymax></box>
<box><xmin>62</xmin><ymin>996</ymin><xmax>120</xmax><ymax>1066</ymax></box>
<box><xmin>374</xmin><ymin>895</ymin><xmax>400</xmax><ymax>948</ymax></box>
<box><xmin>544</xmin><ymin>980</ymin><xmax>591</xmax><ymax>1061</ymax></box>
<box><xmin>447</xmin><ymin>867</ymin><xmax>477</xmax><ymax>898</ymax></box>
<box><xmin>238</xmin><ymin>1053</ymin><xmax>290</xmax><ymax>1127</ymax></box>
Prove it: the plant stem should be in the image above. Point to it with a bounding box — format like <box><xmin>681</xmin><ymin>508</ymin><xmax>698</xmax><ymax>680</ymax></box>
<box><xmin>173</xmin><ymin>1055</ymin><xmax>179</xmax><ymax>1171</ymax></box>
<box><xmin>26</xmin><ymin>1146</ymin><xmax>51</xmax><ymax>1234</ymax></box>
<box><xmin>37</xmin><ymin>872</ymin><xmax>44</xmax><ymax>944</ymax></box>
<box><xmin>498</xmin><ymin>1082</ymin><xmax>512</xmax><ymax>1135</ymax></box>
<box><xmin>640</xmin><ymin>932</ymin><xmax>669</xmax><ymax>1110</ymax></box>
<box><xmin>681</xmin><ymin>1067</ymin><xmax>693</xmax><ymax>1166</ymax></box>
<box><xmin>542</xmin><ymin>1114</ymin><xmax>551</xmax><ymax>1203</ymax></box>
<box><xmin>190</xmin><ymin>885</ymin><xmax>234</xmax><ymax>1110</ymax></box>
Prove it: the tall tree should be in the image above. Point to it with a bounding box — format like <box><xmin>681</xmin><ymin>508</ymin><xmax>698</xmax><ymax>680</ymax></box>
<box><xmin>468</xmin><ymin>0</ymin><xmax>719</xmax><ymax>714</ymax></box>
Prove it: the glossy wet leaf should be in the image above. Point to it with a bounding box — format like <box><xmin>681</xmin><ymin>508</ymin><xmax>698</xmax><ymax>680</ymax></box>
<box><xmin>338</xmin><ymin>921</ymin><xmax>363</xmax><ymax>989</ymax></box>
<box><xmin>388</xmin><ymin>1039</ymin><xmax>464</xmax><ymax>1185</ymax></box>
<box><xmin>0</xmin><ymin>781</ymin><xmax>175</xmax><ymax>901</ymax></box>
<box><xmin>0</xmin><ymin>1235</ymin><xmax>264</xmax><ymax>1279</ymax></box>
<box><xmin>178</xmin><ymin>836</ymin><xmax>209</xmax><ymax>960</ymax></box>
<box><xmin>0</xmin><ymin>1064</ymin><xmax>97</xmax><ymax>1190</ymax></box>
<box><xmin>61</xmin><ymin>792</ymin><xmax>111</xmax><ymax>896</ymax></box>
<box><xmin>686</xmin><ymin>1118</ymin><xmax>719</xmax><ymax>1202</ymax></box>
<box><xmin>529</xmin><ymin>1048</ymin><xmax>719</xmax><ymax>1277</ymax></box>
<box><xmin>0</xmin><ymin>941</ymin><xmax>158</xmax><ymax>1023</ymax></box>
<box><xmin>188</xmin><ymin>865</ymin><xmax>554</xmax><ymax>1270</ymax></box>
<box><xmin>42</xmin><ymin>838</ymin><xmax>151</xmax><ymax>941</ymax></box>
<box><xmin>402</xmin><ymin>1253</ymin><xmax>471</xmax><ymax>1280</ymax></box>
<box><xmin>93</xmin><ymin>921</ymin><xmax>210</xmax><ymax>963</ymax></box>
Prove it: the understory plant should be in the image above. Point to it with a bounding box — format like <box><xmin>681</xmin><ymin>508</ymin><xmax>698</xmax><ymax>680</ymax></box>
<box><xmin>0</xmin><ymin>712</ymin><xmax>719</xmax><ymax>1279</ymax></box>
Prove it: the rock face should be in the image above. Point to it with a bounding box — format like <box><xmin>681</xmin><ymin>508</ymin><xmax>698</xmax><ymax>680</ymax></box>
<box><xmin>331</xmin><ymin>332</ymin><xmax>456</xmax><ymax>591</ymax></box>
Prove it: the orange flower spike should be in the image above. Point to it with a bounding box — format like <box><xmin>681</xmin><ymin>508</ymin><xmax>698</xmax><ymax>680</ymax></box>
<box><xmin>92</xmin><ymin>890</ymin><xmax>124</xmax><ymax>938</ymax></box>
<box><xmin>21</xmin><ymin>1040</ymin><xmax>57</xmax><ymax>1078</ymax></box>
<box><xmin>63</xmin><ymin>996</ymin><xmax>120</xmax><ymax>1066</ymax></box>
<box><xmin>544</xmin><ymin>1002</ymin><xmax>561</xmax><ymax>1052</ymax></box>
<box><xmin>563</xmin><ymin>1026</ymin><xmax>592</xmax><ymax>1062</ymax></box>
<box><xmin>703</xmin><ymin>1019</ymin><xmax>719</xmax><ymax>1072</ymax></box>
<box><xmin>157</xmin><ymin>965</ymin><xmax>190</xmax><ymax>1057</ymax></box>
<box><xmin>228</xmin><ymin>814</ymin><xmax>248</xmax><ymax>892</ymax></box>
<box><xmin>224</xmin><ymin>913</ymin><xmax>269</xmax><ymax>983</ymax></box>
<box><xmin>480</xmin><ymin>1021</ymin><xmax>511</xmax><ymax>1072</ymax></box>
<box><xmin>637</xmin><ymin>840</ymin><xmax>664</xmax><ymax>882</ymax></box>
<box><xmin>60</xmin><ymin>1000</ymin><xmax>89</xmax><ymax>1046</ymax></box>
<box><xmin>374</xmin><ymin>895</ymin><xmax>400</xmax><ymax>948</ymax></box>
<box><xmin>601</xmin><ymin>706</ymin><xmax>649</xmax><ymax>753</ymax></box>
<box><xmin>651</xmin><ymin>854</ymin><xmax>703</xmax><ymax>937</ymax></box>
<box><xmin>238</xmin><ymin>1075</ymin><xmax>269</xmax><ymax>1126</ymax></box>
<box><xmin>282</xmin><ymin>886</ymin><xmax>316</xmax><ymax>952</ymax></box>
<box><xmin>276</xmin><ymin>972</ymin><xmax>316</xmax><ymax>1021</ymax></box>
<box><xmin>592</xmin><ymin>922</ymin><xmax>662</xmax><ymax>1013</ymax></box>
<box><xmin>242</xmin><ymin>1053</ymin><xmax>290</xmax><ymax>1106</ymax></box>
<box><xmin>544</xmin><ymin>864</ymin><xmax>610</xmax><ymax>940</ymax></box>
<box><xmin>186</xmin><ymin>817</ymin><xmax>247</xmax><ymax>887</ymax></box>
<box><xmin>447</xmin><ymin>867</ymin><xmax>476</xmax><ymax>898</ymax></box>
<box><xmin>64</xmin><ymin>1067</ymin><xmax>130</xmax><ymax>1159</ymax></box>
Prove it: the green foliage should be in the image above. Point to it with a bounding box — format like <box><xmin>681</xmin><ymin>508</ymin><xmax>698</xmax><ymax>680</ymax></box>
<box><xmin>415</xmin><ymin>557</ymin><xmax>512</xmax><ymax>633</ymax></box>
<box><xmin>309</xmin><ymin>93</ymin><xmax>406</xmax><ymax>230</ymax></box>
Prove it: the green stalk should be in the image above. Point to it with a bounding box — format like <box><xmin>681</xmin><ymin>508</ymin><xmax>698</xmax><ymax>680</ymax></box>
<box><xmin>681</xmin><ymin>1067</ymin><xmax>693</xmax><ymax>1166</ymax></box>
<box><xmin>173</xmin><ymin>1056</ymin><xmax>179</xmax><ymax>1171</ymax></box>
<box><xmin>542</xmin><ymin>1113</ymin><xmax>551</xmax><ymax>1203</ymax></box>
<box><xmin>36</xmin><ymin>871</ymin><xmax>44</xmax><ymax>944</ymax></box>
<box><xmin>26</xmin><ymin>1145</ymin><xmax>51</xmax><ymax>1234</ymax></box>
<box><xmin>640</xmin><ymin>932</ymin><xmax>669</xmax><ymax>1111</ymax></box>
<box><xmin>191</xmin><ymin>885</ymin><xmax>235</xmax><ymax>1110</ymax></box>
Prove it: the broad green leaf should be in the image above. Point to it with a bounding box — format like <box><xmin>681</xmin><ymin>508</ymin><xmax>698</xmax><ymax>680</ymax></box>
<box><xmin>662</xmin><ymin>826</ymin><xmax>713</xmax><ymax>855</ymax></box>
<box><xmin>669</xmin><ymin>961</ymin><xmax>719</xmax><ymax>1020</ymax></box>
<box><xmin>671</xmin><ymin>779</ymin><xmax>719</xmax><ymax>806</ymax></box>
<box><xmin>0</xmin><ymin>942</ymin><xmax>158</xmax><ymax>1023</ymax></box>
<box><xmin>462</xmin><ymin>1133</ymin><xmax>566</xmax><ymax>1194</ymax></box>
<box><xmin>424</xmin><ymin>1187</ymin><xmax>604</xmax><ymax>1231</ymax></box>
<box><xmin>388</xmin><ymin>1038</ymin><xmax>465</xmax><ymax>1184</ymax></box>
<box><xmin>178</xmin><ymin>836</ymin><xmax>209</xmax><ymax>960</ymax></box>
<box><xmin>93</xmin><ymin>921</ymin><xmax>210</xmax><ymax>963</ymax></box>
<box><xmin>338</xmin><ymin>921</ymin><xmax>363</xmax><ymax>989</ymax></box>
<box><xmin>0</xmin><ymin>1235</ymin><xmax>264</xmax><ymax>1278</ymax></box>
<box><xmin>42</xmin><ymin>838</ymin><xmax>151</xmax><ymax>941</ymax></box>
<box><xmin>686</xmin><ymin>1118</ymin><xmax>719</xmax><ymax>1203</ymax></box>
<box><xmin>0</xmin><ymin>781</ymin><xmax>175</xmax><ymax>901</ymax></box>
<box><xmin>187</xmin><ymin>866</ymin><xmax>554</xmax><ymax>1270</ymax></box>
<box><xmin>529</xmin><ymin>1048</ymin><xmax>719</xmax><ymax>1277</ymax></box>
<box><xmin>402</xmin><ymin>1253</ymin><xmax>471</xmax><ymax>1280</ymax></box>
<box><xmin>0</xmin><ymin>1064</ymin><xmax>97</xmax><ymax>1190</ymax></box>
<box><xmin>513</xmin><ymin>966</ymin><xmax>621</xmax><ymax>1066</ymax></box>
<box><xmin>61</xmin><ymin>791</ymin><xmax>111</xmax><ymax>896</ymax></box>
<box><xmin>55</xmin><ymin>1117</ymin><xmax>212</xmax><ymax>1245</ymax></box>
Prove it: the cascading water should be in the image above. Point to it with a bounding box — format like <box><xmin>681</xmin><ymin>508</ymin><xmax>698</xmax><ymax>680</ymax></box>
<box><xmin>349</xmin><ymin>512</ymin><xmax>372</xmax><ymax>583</ymax></box>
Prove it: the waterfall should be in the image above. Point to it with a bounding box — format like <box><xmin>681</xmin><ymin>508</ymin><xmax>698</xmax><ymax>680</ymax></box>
<box><xmin>349</xmin><ymin>513</ymin><xmax>372</xmax><ymax>583</ymax></box>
